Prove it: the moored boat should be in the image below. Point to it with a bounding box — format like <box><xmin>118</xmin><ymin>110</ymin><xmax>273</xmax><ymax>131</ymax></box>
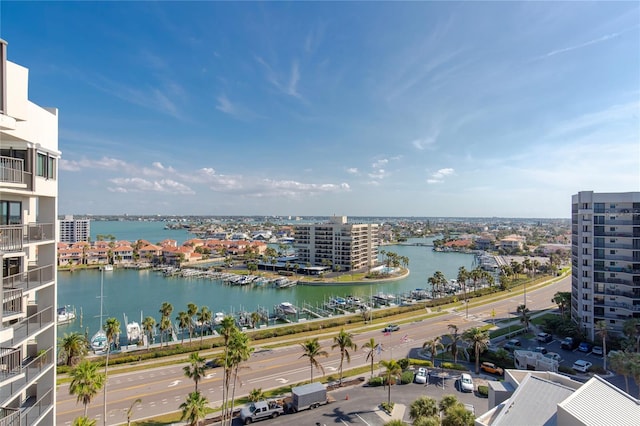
<box><xmin>277</xmin><ymin>302</ymin><xmax>297</xmax><ymax>315</ymax></box>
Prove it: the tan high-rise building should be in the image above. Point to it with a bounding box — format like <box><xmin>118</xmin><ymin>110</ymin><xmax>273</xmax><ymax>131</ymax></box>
<box><xmin>571</xmin><ymin>191</ymin><xmax>640</xmax><ymax>341</ymax></box>
<box><xmin>294</xmin><ymin>216</ymin><xmax>378</xmax><ymax>271</ymax></box>
<box><xmin>0</xmin><ymin>39</ymin><xmax>59</xmax><ymax>425</ymax></box>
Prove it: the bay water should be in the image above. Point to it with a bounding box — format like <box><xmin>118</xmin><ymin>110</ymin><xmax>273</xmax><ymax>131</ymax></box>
<box><xmin>57</xmin><ymin>221</ymin><xmax>475</xmax><ymax>341</ymax></box>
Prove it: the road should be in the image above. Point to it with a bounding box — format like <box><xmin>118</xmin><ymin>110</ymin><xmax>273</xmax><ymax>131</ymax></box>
<box><xmin>56</xmin><ymin>276</ymin><xmax>569</xmax><ymax>425</ymax></box>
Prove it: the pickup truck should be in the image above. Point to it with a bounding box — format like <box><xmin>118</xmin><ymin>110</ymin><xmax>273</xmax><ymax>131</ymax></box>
<box><xmin>240</xmin><ymin>400</ymin><xmax>285</xmax><ymax>424</ymax></box>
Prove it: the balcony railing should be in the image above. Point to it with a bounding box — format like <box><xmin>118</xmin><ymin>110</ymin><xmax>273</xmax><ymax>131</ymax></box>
<box><xmin>0</xmin><ymin>156</ymin><xmax>24</xmax><ymax>184</ymax></box>
<box><xmin>0</xmin><ymin>407</ymin><xmax>20</xmax><ymax>426</ymax></box>
<box><xmin>0</xmin><ymin>347</ymin><xmax>54</xmax><ymax>403</ymax></box>
<box><xmin>0</xmin><ymin>347</ymin><xmax>22</xmax><ymax>380</ymax></box>
<box><xmin>21</xmin><ymin>388</ymin><xmax>53</xmax><ymax>426</ymax></box>
<box><xmin>0</xmin><ymin>223</ymin><xmax>55</xmax><ymax>252</ymax></box>
<box><xmin>2</xmin><ymin>289</ymin><xmax>23</xmax><ymax>316</ymax></box>
<box><xmin>11</xmin><ymin>307</ymin><xmax>54</xmax><ymax>345</ymax></box>
<box><xmin>2</xmin><ymin>264</ymin><xmax>55</xmax><ymax>293</ymax></box>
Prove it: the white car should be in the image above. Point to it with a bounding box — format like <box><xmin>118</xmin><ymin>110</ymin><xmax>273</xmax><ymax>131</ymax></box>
<box><xmin>592</xmin><ymin>346</ymin><xmax>604</xmax><ymax>356</ymax></box>
<box><xmin>415</xmin><ymin>367</ymin><xmax>428</xmax><ymax>384</ymax></box>
<box><xmin>460</xmin><ymin>373</ymin><xmax>474</xmax><ymax>392</ymax></box>
<box><xmin>544</xmin><ymin>352</ymin><xmax>563</xmax><ymax>363</ymax></box>
<box><xmin>572</xmin><ymin>360</ymin><xmax>592</xmax><ymax>373</ymax></box>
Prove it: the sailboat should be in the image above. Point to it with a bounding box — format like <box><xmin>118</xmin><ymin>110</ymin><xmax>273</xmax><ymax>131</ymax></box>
<box><xmin>90</xmin><ymin>269</ymin><xmax>107</xmax><ymax>352</ymax></box>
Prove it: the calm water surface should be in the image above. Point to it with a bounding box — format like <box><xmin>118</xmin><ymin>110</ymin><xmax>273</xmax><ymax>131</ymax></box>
<box><xmin>58</xmin><ymin>222</ymin><xmax>475</xmax><ymax>339</ymax></box>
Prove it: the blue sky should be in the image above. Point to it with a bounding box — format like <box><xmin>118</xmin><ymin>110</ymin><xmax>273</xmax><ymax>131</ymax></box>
<box><xmin>2</xmin><ymin>1</ymin><xmax>638</xmax><ymax>218</ymax></box>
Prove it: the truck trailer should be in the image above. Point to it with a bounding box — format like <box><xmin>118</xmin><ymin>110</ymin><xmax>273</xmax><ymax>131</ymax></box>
<box><xmin>286</xmin><ymin>382</ymin><xmax>328</xmax><ymax>413</ymax></box>
<box><xmin>513</xmin><ymin>350</ymin><xmax>559</xmax><ymax>373</ymax></box>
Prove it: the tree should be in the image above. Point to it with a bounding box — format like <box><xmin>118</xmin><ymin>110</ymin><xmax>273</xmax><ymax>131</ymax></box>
<box><xmin>595</xmin><ymin>320</ymin><xmax>609</xmax><ymax>370</ymax></box>
<box><xmin>69</xmin><ymin>359</ymin><xmax>105</xmax><ymax>417</ymax></box>
<box><xmin>159</xmin><ymin>301</ymin><xmax>174</xmax><ymax>322</ymax></box>
<box><xmin>457</xmin><ymin>266</ymin><xmax>469</xmax><ymax>318</ymax></box>
<box><xmin>179</xmin><ymin>391</ymin><xmax>208</xmax><ymax>426</ymax></box>
<box><xmin>227</xmin><ymin>328</ymin><xmax>254</xmax><ymax>425</ymax></box>
<box><xmin>438</xmin><ymin>394</ymin><xmax>459</xmax><ymax>413</ymax></box>
<box><xmin>622</xmin><ymin>318</ymin><xmax>640</xmax><ymax>352</ymax></box>
<box><xmin>299</xmin><ymin>338</ymin><xmax>328</xmax><ymax>382</ymax></box>
<box><xmin>446</xmin><ymin>324</ymin><xmax>462</xmax><ymax>364</ymax></box>
<box><xmin>248</xmin><ymin>388</ymin><xmax>266</xmax><ymax>402</ymax></box>
<box><xmin>126</xmin><ymin>398</ymin><xmax>142</xmax><ymax>426</ymax></box>
<box><xmin>409</xmin><ymin>396</ymin><xmax>438</xmax><ymax>420</ymax></box>
<box><xmin>442</xmin><ymin>403</ymin><xmax>475</xmax><ymax>426</ymax></box>
<box><xmin>379</xmin><ymin>359</ymin><xmax>402</xmax><ymax>405</ymax></box>
<box><xmin>363</xmin><ymin>338</ymin><xmax>381</xmax><ymax>378</ymax></box>
<box><xmin>187</xmin><ymin>303</ymin><xmax>198</xmax><ymax>342</ymax></box>
<box><xmin>159</xmin><ymin>316</ymin><xmax>172</xmax><ymax>347</ymax></box>
<box><xmin>552</xmin><ymin>291</ymin><xmax>571</xmax><ymax>318</ymax></box>
<box><xmin>422</xmin><ymin>336</ymin><xmax>443</xmax><ymax>365</ymax></box>
<box><xmin>463</xmin><ymin>327</ymin><xmax>490</xmax><ymax>374</ymax></box>
<box><xmin>177</xmin><ymin>311</ymin><xmax>191</xmax><ymax>344</ymax></box>
<box><xmin>142</xmin><ymin>316</ymin><xmax>156</xmax><ymax>350</ymax></box>
<box><xmin>517</xmin><ymin>304</ymin><xmax>531</xmax><ymax>331</ymax></box>
<box><xmin>197</xmin><ymin>306</ymin><xmax>213</xmax><ymax>345</ymax></box>
<box><xmin>250</xmin><ymin>311</ymin><xmax>261</xmax><ymax>328</ymax></box>
<box><xmin>609</xmin><ymin>350</ymin><xmax>631</xmax><ymax>393</ymax></box>
<box><xmin>183</xmin><ymin>352</ymin><xmax>206</xmax><ymax>392</ymax></box>
<box><xmin>219</xmin><ymin>315</ymin><xmax>237</xmax><ymax>426</ymax></box>
<box><xmin>73</xmin><ymin>417</ymin><xmax>97</xmax><ymax>426</ymax></box>
<box><xmin>103</xmin><ymin>317</ymin><xmax>121</xmax><ymax>426</ymax></box>
<box><xmin>59</xmin><ymin>332</ymin><xmax>88</xmax><ymax>366</ymax></box>
<box><xmin>332</xmin><ymin>328</ymin><xmax>358</xmax><ymax>385</ymax></box>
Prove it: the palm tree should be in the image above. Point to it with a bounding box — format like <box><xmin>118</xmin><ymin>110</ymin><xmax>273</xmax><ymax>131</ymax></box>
<box><xmin>159</xmin><ymin>316</ymin><xmax>172</xmax><ymax>347</ymax></box>
<box><xmin>126</xmin><ymin>398</ymin><xmax>142</xmax><ymax>426</ymax></box>
<box><xmin>219</xmin><ymin>315</ymin><xmax>237</xmax><ymax>426</ymax></box>
<box><xmin>552</xmin><ymin>291</ymin><xmax>571</xmax><ymax>318</ymax></box>
<box><xmin>197</xmin><ymin>306</ymin><xmax>213</xmax><ymax>345</ymax></box>
<box><xmin>59</xmin><ymin>332</ymin><xmax>88</xmax><ymax>366</ymax></box>
<box><xmin>69</xmin><ymin>359</ymin><xmax>105</xmax><ymax>417</ymax></box>
<box><xmin>457</xmin><ymin>266</ymin><xmax>469</xmax><ymax>318</ymax></box>
<box><xmin>463</xmin><ymin>327</ymin><xmax>490</xmax><ymax>374</ymax></box>
<box><xmin>73</xmin><ymin>417</ymin><xmax>97</xmax><ymax>426</ymax></box>
<box><xmin>187</xmin><ymin>303</ymin><xmax>198</xmax><ymax>342</ymax></box>
<box><xmin>299</xmin><ymin>338</ymin><xmax>328</xmax><ymax>382</ymax></box>
<box><xmin>363</xmin><ymin>338</ymin><xmax>381</xmax><ymax>378</ymax></box>
<box><xmin>228</xmin><ymin>328</ymin><xmax>254</xmax><ymax>425</ymax></box>
<box><xmin>183</xmin><ymin>352</ymin><xmax>206</xmax><ymax>392</ymax></box>
<box><xmin>248</xmin><ymin>388</ymin><xmax>265</xmax><ymax>402</ymax></box>
<box><xmin>446</xmin><ymin>324</ymin><xmax>462</xmax><ymax>364</ymax></box>
<box><xmin>331</xmin><ymin>328</ymin><xmax>358</xmax><ymax>385</ymax></box>
<box><xmin>177</xmin><ymin>311</ymin><xmax>191</xmax><ymax>344</ymax></box>
<box><xmin>517</xmin><ymin>304</ymin><xmax>531</xmax><ymax>331</ymax></box>
<box><xmin>609</xmin><ymin>350</ymin><xmax>631</xmax><ymax>393</ymax></box>
<box><xmin>103</xmin><ymin>317</ymin><xmax>121</xmax><ymax>426</ymax></box>
<box><xmin>142</xmin><ymin>316</ymin><xmax>156</xmax><ymax>350</ymax></box>
<box><xmin>179</xmin><ymin>391</ymin><xmax>208</xmax><ymax>426</ymax></box>
<box><xmin>439</xmin><ymin>394</ymin><xmax>460</xmax><ymax>413</ymax></box>
<box><xmin>409</xmin><ymin>396</ymin><xmax>438</xmax><ymax>420</ymax></box>
<box><xmin>595</xmin><ymin>320</ymin><xmax>609</xmax><ymax>370</ymax></box>
<box><xmin>250</xmin><ymin>311</ymin><xmax>261</xmax><ymax>329</ymax></box>
<box><xmin>379</xmin><ymin>359</ymin><xmax>402</xmax><ymax>405</ymax></box>
<box><xmin>422</xmin><ymin>337</ymin><xmax>444</xmax><ymax>366</ymax></box>
<box><xmin>159</xmin><ymin>301</ymin><xmax>173</xmax><ymax>322</ymax></box>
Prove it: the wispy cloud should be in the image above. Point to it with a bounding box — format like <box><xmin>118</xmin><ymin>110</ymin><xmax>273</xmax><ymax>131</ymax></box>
<box><xmin>346</xmin><ymin>167</ymin><xmax>359</xmax><ymax>174</ymax></box>
<box><xmin>535</xmin><ymin>27</ymin><xmax>636</xmax><ymax>60</ymax></box>
<box><xmin>108</xmin><ymin>177</ymin><xmax>195</xmax><ymax>195</ymax></box>
<box><xmin>412</xmin><ymin>131</ymin><xmax>439</xmax><ymax>150</ymax></box>
<box><xmin>60</xmin><ymin>157</ymin><xmax>129</xmax><ymax>172</ymax></box>
<box><xmin>256</xmin><ymin>57</ymin><xmax>302</xmax><ymax>98</ymax></box>
<box><xmin>427</xmin><ymin>167</ymin><xmax>455</xmax><ymax>184</ymax></box>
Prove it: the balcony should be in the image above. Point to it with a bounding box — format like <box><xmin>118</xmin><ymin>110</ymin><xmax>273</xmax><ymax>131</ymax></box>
<box><xmin>0</xmin><ymin>407</ymin><xmax>19</xmax><ymax>426</ymax></box>
<box><xmin>2</xmin><ymin>288</ymin><xmax>23</xmax><ymax>317</ymax></box>
<box><xmin>0</xmin><ymin>156</ymin><xmax>32</xmax><ymax>190</ymax></box>
<box><xmin>2</xmin><ymin>265</ymin><xmax>55</xmax><ymax>293</ymax></box>
<box><xmin>0</xmin><ymin>347</ymin><xmax>22</xmax><ymax>381</ymax></box>
<box><xmin>10</xmin><ymin>307</ymin><xmax>54</xmax><ymax>345</ymax></box>
<box><xmin>21</xmin><ymin>388</ymin><xmax>53</xmax><ymax>426</ymax></box>
<box><xmin>0</xmin><ymin>223</ymin><xmax>55</xmax><ymax>252</ymax></box>
<box><xmin>0</xmin><ymin>347</ymin><xmax>54</xmax><ymax>401</ymax></box>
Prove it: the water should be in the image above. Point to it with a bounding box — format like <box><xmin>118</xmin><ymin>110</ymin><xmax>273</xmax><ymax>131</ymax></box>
<box><xmin>57</xmin><ymin>222</ymin><xmax>475</xmax><ymax>341</ymax></box>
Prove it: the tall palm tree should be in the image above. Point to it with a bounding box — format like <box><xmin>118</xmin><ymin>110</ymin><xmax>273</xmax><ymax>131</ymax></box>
<box><xmin>457</xmin><ymin>267</ymin><xmax>469</xmax><ymax>318</ymax></box>
<box><xmin>187</xmin><ymin>303</ymin><xmax>198</xmax><ymax>342</ymax></box>
<box><xmin>379</xmin><ymin>359</ymin><xmax>402</xmax><ymax>405</ymax></box>
<box><xmin>228</xmin><ymin>329</ymin><xmax>254</xmax><ymax>425</ymax></box>
<box><xmin>299</xmin><ymin>338</ymin><xmax>328</xmax><ymax>382</ymax></box>
<box><xmin>446</xmin><ymin>324</ymin><xmax>462</xmax><ymax>364</ymax></box>
<box><xmin>159</xmin><ymin>301</ymin><xmax>174</xmax><ymax>322</ymax></box>
<box><xmin>219</xmin><ymin>315</ymin><xmax>237</xmax><ymax>426</ymax></box>
<box><xmin>197</xmin><ymin>306</ymin><xmax>213</xmax><ymax>346</ymax></box>
<box><xmin>69</xmin><ymin>359</ymin><xmax>105</xmax><ymax>417</ymax></box>
<box><xmin>463</xmin><ymin>327</ymin><xmax>490</xmax><ymax>374</ymax></box>
<box><xmin>126</xmin><ymin>398</ymin><xmax>142</xmax><ymax>426</ymax></box>
<box><xmin>422</xmin><ymin>336</ymin><xmax>444</xmax><ymax>366</ymax></box>
<box><xmin>183</xmin><ymin>352</ymin><xmax>206</xmax><ymax>392</ymax></box>
<box><xmin>363</xmin><ymin>338</ymin><xmax>381</xmax><ymax>378</ymax></box>
<box><xmin>59</xmin><ymin>332</ymin><xmax>88</xmax><ymax>366</ymax></box>
<box><xmin>250</xmin><ymin>311</ymin><xmax>261</xmax><ymax>329</ymax></box>
<box><xmin>517</xmin><ymin>304</ymin><xmax>531</xmax><ymax>331</ymax></box>
<box><xmin>142</xmin><ymin>316</ymin><xmax>156</xmax><ymax>350</ymax></box>
<box><xmin>552</xmin><ymin>291</ymin><xmax>571</xmax><ymax>318</ymax></box>
<box><xmin>331</xmin><ymin>328</ymin><xmax>358</xmax><ymax>385</ymax></box>
<box><xmin>596</xmin><ymin>320</ymin><xmax>609</xmax><ymax>370</ymax></box>
<box><xmin>609</xmin><ymin>350</ymin><xmax>631</xmax><ymax>393</ymax></box>
<box><xmin>103</xmin><ymin>317</ymin><xmax>121</xmax><ymax>426</ymax></box>
<box><xmin>159</xmin><ymin>316</ymin><xmax>172</xmax><ymax>347</ymax></box>
<box><xmin>177</xmin><ymin>311</ymin><xmax>191</xmax><ymax>344</ymax></box>
<box><xmin>179</xmin><ymin>391</ymin><xmax>208</xmax><ymax>426</ymax></box>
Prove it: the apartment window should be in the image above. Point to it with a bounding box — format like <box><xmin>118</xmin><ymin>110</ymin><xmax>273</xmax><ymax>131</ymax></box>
<box><xmin>583</xmin><ymin>259</ymin><xmax>589</xmax><ymax>266</ymax></box>
<box><xmin>583</xmin><ymin>271</ymin><xmax>589</xmax><ymax>277</ymax></box>
<box><xmin>583</xmin><ymin>305</ymin><xmax>589</xmax><ymax>312</ymax></box>
<box><xmin>610</xmin><ymin>320</ymin><xmax>615</xmax><ymax>324</ymax></box>
<box><xmin>610</xmin><ymin>250</ymin><xmax>616</xmax><ymax>255</ymax></box>
<box><xmin>610</xmin><ymin>261</ymin><xmax>615</xmax><ymax>266</ymax></box>
<box><xmin>583</xmin><ymin>293</ymin><xmax>589</xmax><ymax>300</ymax></box>
<box><xmin>582</xmin><ymin>282</ymin><xmax>590</xmax><ymax>288</ymax></box>
<box><xmin>610</xmin><ymin>216</ymin><xmax>616</xmax><ymax>220</ymax></box>
<box><xmin>610</xmin><ymin>238</ymin><xmax>616</xmax><ymax>243</ymax></box>
<box><xmin>0</xmin><ymin>200</ymin><xmax>21</xmax><ymax>225</ymax></box>
<box><xmin>0</xmin><ymin>40</ymin><xmax>5</xmax><ymax>114</ymax></box>
<box><xmin>36</xmin><ymin>152</ymin><xmax>56</xmax><ymax>179</ymax></box>
<box><xmin>583</xmin><ymin>237</ymin><xmax>589</xmax><ymax>243</ymax></box>
<box><xmin>610</xmin><ymin>227</ymin><xmax>616</xmax><ymax>232</ymax></box>
<box><xmin>609</xmin><ymin>308</ymin><xmax>615</xmax><ymax>312</ymax></box>
<box><xmin>610</xmin><ymin>204</ymin><xmax>616</xmax><ymax>209</ymax></box>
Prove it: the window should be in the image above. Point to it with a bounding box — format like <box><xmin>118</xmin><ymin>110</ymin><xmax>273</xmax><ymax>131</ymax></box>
<box><xmin>610</xmin><ymin>227</ymin><xmax>616</xmax><ymax>232</ymax></box>
<box><xmin>582</xmin><ymin>282</ymin><xmax>590</xmax><ymax>288</ymax></box>
<box><xmin>0</xmin><ymin>200</ymin><xmax>21</xmax><ymax>225</ymax></box>
<box><xmin>36</xmin><ymin>152</ymin><xmax>56</xmax><ymax>179</ymax></box>
<box><xmin>610</xmin><ymin>238</ymin><xmax>616</xmax><ymax>243</ymax></box>
<box><xmin>609</xmin><ymin>308</ymin><xmax>615</xmax><ymax>312</ymax></box>
<box><xmin>0</xmin><ymin>40</ymin><xmax>5</xmax><ymax>114</ymax></box>
<box><xmin>583</xmin><ymin>237</ymin><xmax>589</xmax><ymax>243</ymax></box>
<box><xmin>610</xmin><ymin>250</ymin><xmax>616</xmax><ymax>255</ymax></box>
<box><xmin>583</xmin><ymin>305</ymin><xmax>589</xmax><ymax>311</ymax></box>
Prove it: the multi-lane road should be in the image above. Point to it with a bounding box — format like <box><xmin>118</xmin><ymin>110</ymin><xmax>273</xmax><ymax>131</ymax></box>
<box><xmin>56</xmin><ymin>276</ymin><xmax>569</xmax><ymax>425</ymax></box>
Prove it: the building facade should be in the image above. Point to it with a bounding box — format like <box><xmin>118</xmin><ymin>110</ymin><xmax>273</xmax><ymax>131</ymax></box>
<box><xmin>293</xmin><ymin>216</ymin><xmax>378</xmax><ymax>271</ymax></box>
<box><xmin>58</xmin><ymin>215</ymin><xmax>90</xmax><ymax>243</ymax></box>
<box><xmin>571</xmin><ymin>191</ymin><xmax>640</xmax><ymax>341</ymax></box>
<box><xmin>0</xmin><ymin>39</ymin><xmax>59</xmax><ymax>425</ymax></box>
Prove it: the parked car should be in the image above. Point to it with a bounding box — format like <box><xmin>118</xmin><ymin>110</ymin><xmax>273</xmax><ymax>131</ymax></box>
<box><xmin>480</xmin><ymin>362</ymin><xmax>504</xmax><ymax>375</ymax></box>
<box><xmin>460</xmin><ymin>373</ymin><xmax>474</xmax><ymax>392</ymax></box>
<box><xmin>592</xmin><ymin>346</ymin><xmax>603</xmax><ymax>356</ymax></box>
<box><xmin>414</xmin><ymin>367</ymin><xmax>428</xmax><ymax>384</ymax></box>
<box><xmin>504</xmin><ymin>339</ymin><xmax>522</xmax><ymax>351</ymax></box>
<box><xmin>572</xmin><ymin>359</ymin><xmax>592</xmax><ymax>373</ymax></box>
<box><xmin>536</xmin><ymin>332</ymin><xmax>553</xmax><ymax>343</ymax></box>
<box><xmin>383</xmin><ymin>324</ymin><xmax>400</xmax><ymax>332</ymax></box>
<box><xmin>533</xmin><ymin>346</ymin><xmax>548</xmax><ymax>355</ymax></box>
<box><xmin>544</xmin><ymin>352</ymin><xmax>563</xmax><ymax>363</ymax></box>
<box><xmin>561</xmin><ymin>337</ymin><xmax>578</xmax><ymax>350</ymax></box>
<box><xmin>578</xmin><ymin>342</ymin><xmax>593</xmax><ymax>353</ymax></box>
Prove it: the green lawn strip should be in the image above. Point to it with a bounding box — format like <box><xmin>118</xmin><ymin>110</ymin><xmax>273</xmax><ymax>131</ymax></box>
<box><xmin>530</xmin><ymin>313</ymin><xmax>559</xmax><ymax>326</ymax></box>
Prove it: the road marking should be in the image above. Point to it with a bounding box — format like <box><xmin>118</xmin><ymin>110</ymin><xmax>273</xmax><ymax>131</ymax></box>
<box><xmin>326</xmin><ymin>366</ymin><xmax>337</xmax><ymax>371</ymax></box>
<box><xmin>205</xmin><ymin>373</ymin><xmax>216</xmax><ymax>379</ymax></box>
<box><xmin>168</xmin><ymin>380</ymin><xmax>181</xmax><ymax>387</ymax></box>
<box><xmin>276</xmin><ymin>378</ymin><xmax>289</xmax><ymax>384</ymax></box>
<box><xmin>355</xmin><ymin>414</ymin><xmax>371</xmax><ymax>425</ymax></box>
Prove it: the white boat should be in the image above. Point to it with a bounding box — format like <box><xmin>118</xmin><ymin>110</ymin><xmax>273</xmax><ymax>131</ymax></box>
<box><xmin>91</xmin><ymin>269</ymin><xmax>107</xmax><ymax>352</ymax></box>
<box><xmin>57</xmin><ymin>305</ymin><xmax>76</xmax><ymax>325</ymax></box>
<box><xmin>126</xmin><ymin>321</ymin><xmax>141</xmax><ymax>344</ymax></box>
<box><xmin>213</xmin><ymin>312</ymin><xmax>226</xmax><ymax>325</ymax></box>
<box><xmin>101</xmin><ymin>264</ymin><xmax>113</xmax><ymax>271</ymax></box>
<box><xmin>277</xmin><ymin>302</ymin><xmax>297</xmax><ymax>315</ymax></box>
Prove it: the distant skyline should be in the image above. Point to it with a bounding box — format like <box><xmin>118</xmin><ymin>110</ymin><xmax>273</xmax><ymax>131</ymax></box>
<box><xmin>2</xmin><ymin>2</ymin><xmax>638</xmax><ymax>217</ymax></box>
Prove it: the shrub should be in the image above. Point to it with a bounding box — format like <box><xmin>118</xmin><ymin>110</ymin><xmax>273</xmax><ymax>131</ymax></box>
<box><xmin>398</xmin><ymin>358</ymin><xmax>410</xmax><ymax>370</ymax></box>
<box><xmin>558</xmin><ymin>365</ymin><xmax>575</xmax><ymax>375</ymax></box>
<box><xmin>441</xmin><ymin>362</ymin><xmax>467</xmax><ymax>371</ymax></box>
<box><xmin>380</xmin><ymin>401</ymin><xmax>394</xmax><ymax>414</ymax></box>
<box><xmin>477</xmin><ymin>385</ymin><xmax>489</xmax><ymax>397</ymax></box>
<box><xmin>590</xmin><ymin>365</ymin><xmax>606</xmax><ymax>375</ymax></box>
<box><xmin>408</xmin><ymin>358</ymin><xmax>433</xmax><ymax>367</ymax></box>
<box><xmin>368</xmin><ymin>376</ymin><xmax>384</xmax><ymax>387</ymax></box>
<box><xmin>401</xmin><ymin>370</ymin><xmax>415</xmax><ymax>384</ymax></box>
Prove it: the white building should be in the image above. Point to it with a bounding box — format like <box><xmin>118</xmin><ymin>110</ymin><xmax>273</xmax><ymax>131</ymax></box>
<box><xmin>293</xmin><ymin>215</ymin><xmax>378</xmax><ymax>271</ymax></box>
<box><xmin>571</xmin><ymin>191</ymin><xmax>640</xmax><ymax>340</ymax></box>
<box><xmin>58</xmin><ymin>215</ymin><xmax>90</xmax><ymax>243</ymax></box>
<box><xmin>0</xmin><ymin>39</ymin><xmax>59</xmax><ymax>424</ymax></box>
